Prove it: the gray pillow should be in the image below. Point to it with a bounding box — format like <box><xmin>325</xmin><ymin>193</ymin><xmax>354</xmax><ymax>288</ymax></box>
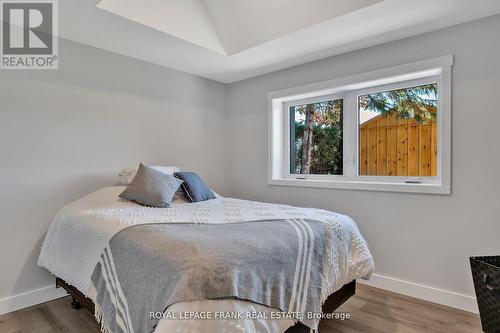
<box><xmin>119</xmin><ymin>163</ymin><xmax>183</xmax><ymax>208</ymax></box>
<box><xmin>174</xmin><ymin>171</ymin><xmax>216</xmax><ymax>202</ymax></box>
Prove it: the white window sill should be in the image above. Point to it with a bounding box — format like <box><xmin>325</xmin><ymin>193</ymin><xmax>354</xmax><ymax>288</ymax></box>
<box><xmin>268</xmin><ymin>178</ymin><xmax>450</xmax><ymax>195</ymax></box>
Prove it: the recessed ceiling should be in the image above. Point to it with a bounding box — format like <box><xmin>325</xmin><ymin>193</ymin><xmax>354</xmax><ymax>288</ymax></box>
<box><xmin>55</xmin><ymin>0</ymin><xmax>500</xmax><ymax>82</ymax></box>
<box><xmin>97</xmin><ymin>0</ymin><xmax>383</xmax><ymax>56</ymax></box>
<box><xmin>204</xmin><ymin>0</ymin><xmax>383</xmax><ymax>55</ymax></box>
<box><xmin>96</xmin><ymin>0</ymin><xmax>226</xmax><ymax>55</ymax></box>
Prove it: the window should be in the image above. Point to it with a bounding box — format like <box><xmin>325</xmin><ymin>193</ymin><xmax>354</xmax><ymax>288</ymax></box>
<box><xmin>290</xmin><ymin>98</ymin><xmax>343</xmax><ymax>175</ymax></box>
<box><xmin>268</xmin><ymin>55</ymin><xmax>452</xmax><ymax>194</ymax></box>
<box><xmin>358</xmin><ymin>83</ymin><xmax>438</xmax><ymax>177</ymax></box>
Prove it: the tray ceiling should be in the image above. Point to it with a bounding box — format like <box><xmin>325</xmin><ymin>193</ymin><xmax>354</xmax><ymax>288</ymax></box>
<box><xmin>97</xmin><ymin>0</ymin><xmax>383</xmax><ymax>55</ymax></box>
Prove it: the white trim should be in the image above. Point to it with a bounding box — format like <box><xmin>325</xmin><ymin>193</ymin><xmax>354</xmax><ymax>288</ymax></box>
<box><xmin>358</xmin><ymin>273</ymin><xmax>479</xmax><ymax>314</ymax></box>
<box><xmin>268</xmin><ymin>55</ymin><xmax>453</xmax><ymax>194</ymax></box>
<box><xmin>0</xmin><ymin>285</ymin><xmax>67</xmax><ymax>316</ymax></box>
<box><xmin>269</xmin><ymin>178</ymin><xmax>448</xmax><ymax>194</ymax></box>
<box><xmin>267</xmin><ymin>55</ymin><xmax>453</xmax><ymax>101</ymax></box>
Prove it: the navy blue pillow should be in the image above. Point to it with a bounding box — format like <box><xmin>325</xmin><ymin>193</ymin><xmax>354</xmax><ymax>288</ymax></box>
<box><xmin>174</xmin><ymin>172</ymin><xmax>216</xmax><ymax>202</ymax></box>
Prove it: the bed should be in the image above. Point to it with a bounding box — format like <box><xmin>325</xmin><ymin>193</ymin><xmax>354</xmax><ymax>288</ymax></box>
<box><xmin>38</xmin><ymin>186</ymin><xmax>374</xmax><ymax>333</ymax></box>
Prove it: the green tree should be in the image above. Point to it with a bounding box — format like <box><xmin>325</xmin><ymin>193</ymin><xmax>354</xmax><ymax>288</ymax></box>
<box><xmin>358</xmin><ymin>84</ymin><xmax>437</xmax><ymax>122</ymax></box>
<box><xmin>293</xmin><ymin>100</ymin><xmax>343</xmax><ymax>175</ymax></box>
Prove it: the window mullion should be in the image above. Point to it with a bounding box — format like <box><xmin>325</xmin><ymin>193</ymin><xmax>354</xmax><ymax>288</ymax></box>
<box><xmin>342</xmin><ymin>93</ymin><xmax>357</xmax><ymax>180</ymax></box>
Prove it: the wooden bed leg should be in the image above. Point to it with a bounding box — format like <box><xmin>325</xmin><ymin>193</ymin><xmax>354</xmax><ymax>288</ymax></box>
<box><xmin>71</xmin><ymin>298</ymin><xmax>81</xmax><ymax>310</ymax></box>
<box><xmin>56</xmin><ymin>277</ymin><xmax>95</xmax><ymax>313</ymax></box>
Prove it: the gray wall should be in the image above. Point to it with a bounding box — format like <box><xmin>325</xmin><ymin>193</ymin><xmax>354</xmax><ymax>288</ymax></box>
<box><xmin>0</xmin><ymin>39</ymin><xmax>228</xmax><ymax>299</ymax></box>
<box><xmin>226</xmin><ymin>15</ymin><xmax>500</xmax><ymax>297</ymax></box>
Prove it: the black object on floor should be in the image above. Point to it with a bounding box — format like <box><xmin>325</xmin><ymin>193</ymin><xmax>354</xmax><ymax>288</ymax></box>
<box><xmin>470</xmin><ymin>256</ymin><xmax>500</xmax><ymax>333</ymax></box>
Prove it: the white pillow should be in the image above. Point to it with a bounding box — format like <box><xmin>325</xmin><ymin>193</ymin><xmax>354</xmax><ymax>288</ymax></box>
<box><xmin>118</xmin><ymin>165</ymin><xmax>181</xmax><ymax>185</ymax></box>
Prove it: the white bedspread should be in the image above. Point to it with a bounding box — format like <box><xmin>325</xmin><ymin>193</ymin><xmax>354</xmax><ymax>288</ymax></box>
<box><xmin>38</xmin><ymin>186</ymin><xmax>374</xmax><ymax>333</ymax></box>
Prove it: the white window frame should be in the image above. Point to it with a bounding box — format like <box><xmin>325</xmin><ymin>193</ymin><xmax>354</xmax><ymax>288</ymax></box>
<box><xmin>268</xmin><ymin>55</ymin><xmax>452</xmax><ymax>194</ymax></box>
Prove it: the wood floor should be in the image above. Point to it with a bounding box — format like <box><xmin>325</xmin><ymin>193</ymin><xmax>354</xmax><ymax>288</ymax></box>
<box><xmin>0</xmin><ymin>284</ymin><xmax>481</xmax><ymax>333</ymax></box>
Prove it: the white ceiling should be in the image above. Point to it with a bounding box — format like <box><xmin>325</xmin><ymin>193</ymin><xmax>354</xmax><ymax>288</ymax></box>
<box><xmin>201</xmin><ymin>0</ymin><xmax>383</xmax><ymax>55</ymax></box>
<box><xmin>96</xmin><ymin>0</ymin><xmax>226</xmax><ymax>55</ymax></box>
<box><xmin>55</xmin><ymin>0</ymin><xmax>500</xmax><ymax>83</ymax></box>
<box><xmin>96</xmin><ymin>0</ymin><xmax>382</xmax><ymax>55</ymax></box>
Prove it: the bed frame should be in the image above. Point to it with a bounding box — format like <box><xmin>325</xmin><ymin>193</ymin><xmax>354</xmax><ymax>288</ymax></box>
<box><xmin>56</xmin><ymin>277</ymin><xmax>355</xmax><ymax>333</ymax></box>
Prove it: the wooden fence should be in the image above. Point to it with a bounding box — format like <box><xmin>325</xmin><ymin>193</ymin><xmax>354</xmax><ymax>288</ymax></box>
<box><xmin>359</xmin><ymin>113</ymin><xmax>437</xmax><ymax>177</ymax></box>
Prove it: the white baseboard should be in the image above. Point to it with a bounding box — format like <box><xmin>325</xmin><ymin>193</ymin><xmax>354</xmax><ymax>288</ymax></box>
<box><xmin>0</xmin><ymin>285</ymin><xmax>68</xmax><ymax>316</ymax></box>
<box><xmin>358</xmin><ymin>273</ymin><xmax>479</xmax><ymax>314</ymax></box>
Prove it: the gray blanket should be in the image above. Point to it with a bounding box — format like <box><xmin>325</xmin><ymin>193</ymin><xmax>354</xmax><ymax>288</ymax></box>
<box><xmin>91</xmin><ymin>219</ymin><xmax>331</xmax><ymax>333</ymax></box>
